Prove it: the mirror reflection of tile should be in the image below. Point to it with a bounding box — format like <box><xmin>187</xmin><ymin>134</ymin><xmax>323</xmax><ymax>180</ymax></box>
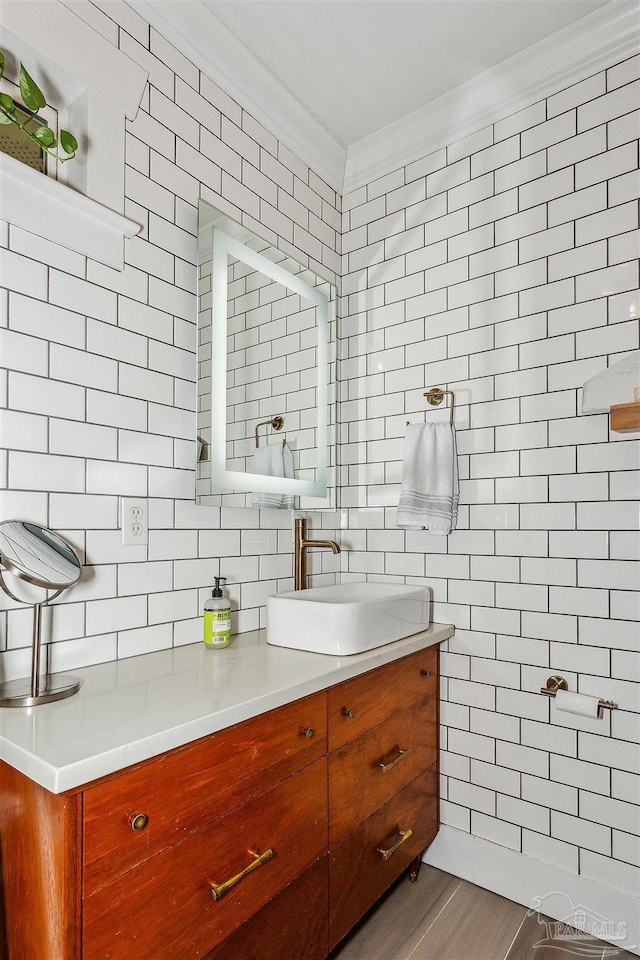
<box><xmin>196</xmin><ymin>200</ymin><xmax>335</xmax><ymax>509</ymax></box>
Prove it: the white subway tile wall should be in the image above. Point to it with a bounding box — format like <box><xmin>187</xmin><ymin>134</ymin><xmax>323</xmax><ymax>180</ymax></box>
<box><xmin>0</xmin><ymin>1</ymin><xmax>341</xmax><ymax>680</ymax></box>
<box><xmin>340</xmin><ymin>55</ymin><xmax>639</xmax><ymax>893</ymax></box>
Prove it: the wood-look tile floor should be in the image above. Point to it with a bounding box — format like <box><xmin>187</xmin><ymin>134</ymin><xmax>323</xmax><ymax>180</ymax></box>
<box><xmin>329</xmin><ymin>866</ymin><xmax>637</xmax><ymax>960</ymax></box>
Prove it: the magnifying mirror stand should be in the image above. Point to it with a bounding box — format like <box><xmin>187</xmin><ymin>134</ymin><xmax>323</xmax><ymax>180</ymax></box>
<box><xmin>0</xmin><ymin>581</ymin><xmax>81</xmax><ymax>707</ymax></box>
<box><xmin>0</xmin><ymin>520</ymin><xmax>83</xmax><ymax>708</ymax></box>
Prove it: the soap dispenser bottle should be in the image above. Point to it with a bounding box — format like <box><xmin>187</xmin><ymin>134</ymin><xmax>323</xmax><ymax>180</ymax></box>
<box><xmin>203</xmin><ymin>577</ymin><xmax>232</xmax><ymax>648</ymax></box>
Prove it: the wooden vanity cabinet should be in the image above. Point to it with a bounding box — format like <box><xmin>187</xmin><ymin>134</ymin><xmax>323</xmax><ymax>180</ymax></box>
<box><xmin>0</xmin><ymin>644</ymin><xmax>440</xmax><ymax>960</ymax></box>
<box><xmin>0</xmin><ymin>762</ymin><xmax>80</xmax><ymax>960</ymax></box>
<box><xmin>327</xmin><ymin>644</ymin><xmax>439</xmax><ymax>949</ymax></box>
<box><xmin>202</xmin><ymin>858</ymin><xmax>329</xmax><ymax>960</ymax></box>
<box><xmin>329</xmin><ymin>767</ymin><xmax>438</xmax><ymax>946</ymax></box>
<box><xmin>327</xmin><ymin>647</ymin><xmax>437</xmax><ymax>751</ymax></box>
<box><xmin>83</xmin><ymin>759</ymin><xmax>327</xmax><ymax>960</ymax></box>
<box><xmin>83</xmin><ymin>691</ymin><xmax>327</xmax><ymax>895</ymax></box>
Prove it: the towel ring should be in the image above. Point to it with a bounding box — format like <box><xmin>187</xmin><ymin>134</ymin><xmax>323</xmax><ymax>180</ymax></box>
<box><xmin>406</xmin><ymin>388</ymin><xmax>455</xmax><ymax>426</ymax></box>
<box><xmin>255</xmin><ymin>416</ymin><xmax>284</xmax><ymax>448</ymax></box>
<box><xmin>425</xmin><ymin>388</ymin><xmax>455</xmax><ymax>425</ymax></box>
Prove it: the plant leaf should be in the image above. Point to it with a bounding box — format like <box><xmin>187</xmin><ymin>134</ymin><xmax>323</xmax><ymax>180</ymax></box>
<box><xmin>19</xmin><ymin>63</ymin><xmax>46</xmax><ymax>112</ymax></box>
<box><xmin>60</xmin><ymin>129</ymin><xmax>78</xmax><ymax>154</ymax></box>
<box><xmin>0</xmin><ymin>52</ymin><xmax>5</xmax><ymax>78</ymax></box>
<box><xmin>32</xmin><ymin>124</ymin><xmax>56</xmax><ymax>147</ymax></box>
<box><xmin>0</xmin><ymin>92</ymin><xmax>16</xmax><ymax>115</ymax></box>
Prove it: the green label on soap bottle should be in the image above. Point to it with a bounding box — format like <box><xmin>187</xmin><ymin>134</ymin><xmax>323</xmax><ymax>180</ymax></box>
<box><xmin>204</xmin><ymin>608</ymin><xmax>231</xmax><ymax>647</ymax></box>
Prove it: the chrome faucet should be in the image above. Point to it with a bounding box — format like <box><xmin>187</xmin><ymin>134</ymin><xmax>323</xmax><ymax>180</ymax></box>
<box><xmin>294</xmin><ymin>517</ymin><xmax>340</xmax><ymax>591</ymax></box>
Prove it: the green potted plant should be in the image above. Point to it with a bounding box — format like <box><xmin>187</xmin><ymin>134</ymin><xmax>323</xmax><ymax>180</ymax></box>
<box><xmin>0</xmin><ymin>50</ymin><xmax>78</xmax><ymax>165</ymax></box>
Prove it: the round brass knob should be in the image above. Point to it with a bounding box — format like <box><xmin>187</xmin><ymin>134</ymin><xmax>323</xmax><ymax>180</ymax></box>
<box><xmin>130</xmin><ymin>813</ymin><xmax>149</xmax><ymax>831</ymax></box>
<box><xmin>343</xmin><ymin>708</ymin><xmax>356</xmax><ymax>719</ymax></box>
<box><xmin>301</xmin><ymin>726</ymin><xmax>315</xmax><ymax>739</ymax></box>
<box><xmin>421</xmin><ymin>670</ymin><xmax>432</xmax><ymax>677</ymax></box>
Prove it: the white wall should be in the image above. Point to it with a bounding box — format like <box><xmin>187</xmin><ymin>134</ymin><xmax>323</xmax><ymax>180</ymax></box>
<box><xmin>0</xmin><ymin>0</ymin><xmax>341</xmax><ymax>683</ymax></box>
<box><xmin>340</xmin><ymin>54</ymin><xmax>639</xmax><ymax>913</ymax></box>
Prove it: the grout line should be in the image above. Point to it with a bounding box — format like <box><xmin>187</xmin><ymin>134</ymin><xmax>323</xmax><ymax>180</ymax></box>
<box><xmin>502</xmin><ymin>908</ymin><xmax>530</xmax><ymax>960</ymax></box>
<box><xmin>405</xmin><ymin>879</ymin><xmax>464</xmax><ymax>960</ymax></box>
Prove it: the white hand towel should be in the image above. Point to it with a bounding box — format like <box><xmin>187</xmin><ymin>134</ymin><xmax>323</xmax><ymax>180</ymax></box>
<box><xmin>252</xmin><ymin>441</ymin><xmax>295</xmax><ymax>509</ymax></box>
<box><xmin>281</xmin><ymin>443</ymin><xmax>295</xmax><ymax>510</ymax></box>
<box><xmin>396</xmin><ymin>423</ymin><xmax>459</xmax><ymax>535</ymax></box>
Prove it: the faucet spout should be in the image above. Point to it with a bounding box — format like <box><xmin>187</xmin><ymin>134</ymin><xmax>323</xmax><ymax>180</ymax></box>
<box><xmin>294</xmin><ymin>517</ymin><xmax>340</xmax><ymax>590</ymax></box>
<box><xmin>302</xmin><ymin>538</ymin><xmax>340</xmax><ymax>554</ymax></box>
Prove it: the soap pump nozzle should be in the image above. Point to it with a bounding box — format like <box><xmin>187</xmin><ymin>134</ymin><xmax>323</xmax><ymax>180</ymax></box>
<box><xmin>212</xmin><ymin>576</ymin><xmax>226</xmax><ymax>598</ymax></box>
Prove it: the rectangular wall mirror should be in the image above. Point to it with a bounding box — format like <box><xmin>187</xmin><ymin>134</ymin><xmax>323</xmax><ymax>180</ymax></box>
<box><xmin>196</xmin><ymin>199</ymin><xmax>336</xmax><ymax>510</ymax></box>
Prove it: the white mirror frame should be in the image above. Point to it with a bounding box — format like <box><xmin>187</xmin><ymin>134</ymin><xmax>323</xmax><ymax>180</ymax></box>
<box><xmin>209</xmin><ymin>226</ymin><xmax>329</xmax><ymax>498</ymax></box>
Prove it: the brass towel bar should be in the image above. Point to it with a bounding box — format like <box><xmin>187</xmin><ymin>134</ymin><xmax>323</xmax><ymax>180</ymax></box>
<box><xmin>255</xmin><ymin>415</ymin><xmax>285</xmax><ymax>448</ymax></box>
<box><xmin>406</xmin><ymin>387</ymin><xmax>455</xmax><ymax>427</ymax></box>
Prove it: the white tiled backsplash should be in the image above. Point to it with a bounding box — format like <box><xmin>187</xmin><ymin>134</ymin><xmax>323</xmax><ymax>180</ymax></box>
<box><xmin>0</xmin><ymin>0</ymin><xmax>638</xmax><ymax>906</ymax></box>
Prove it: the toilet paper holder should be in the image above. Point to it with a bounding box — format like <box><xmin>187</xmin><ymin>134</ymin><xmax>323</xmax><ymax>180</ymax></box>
<box><xmin>540</xmin><ymin>675</ymin><xmax>616</xmax><ymax>712</ymax></box>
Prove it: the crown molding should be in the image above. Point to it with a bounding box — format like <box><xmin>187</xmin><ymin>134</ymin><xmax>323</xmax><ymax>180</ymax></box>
<box><xmin>126</xmin><ymin>0</ymin><xmax>636</xmax><ymax>198</ymax></box>
<box><xmin>129</xmin><ymin>0</ymin><xmax>346</xmax><ymax>193</ymax></box>
<box><xmin>343</xmin><ymin>0</ymin><xmax>639</xmax><ymax>195</ymax></box>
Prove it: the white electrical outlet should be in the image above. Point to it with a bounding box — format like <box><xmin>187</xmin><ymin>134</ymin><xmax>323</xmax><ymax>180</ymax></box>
<box><xmin>121</xmin><ymin>498</ymin><xmax>148</xmax><ymax>546</ymax></box>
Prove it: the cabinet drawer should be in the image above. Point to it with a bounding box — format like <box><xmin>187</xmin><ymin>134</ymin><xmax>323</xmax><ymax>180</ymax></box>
<box><xmin>83</xmin><ymin>691</ymin><xmax>326</xmax><ymax>893</ymax></box>
<box><xmin>329</xmin><ymin>765</ymin><xmax>437</xmax><ymax>950</ymax></box>
<box><xmin>83</xmin><ymin>758</ymin><xmax>328</xmax><ymax>960</ymax></box>
<box><xmin>202</xmin><ymin>857</ymin><xmax>328</xmax><ymax>960</ymax></box>
<box><xmin>327</xmin><ymin>646</ymin><xmax>437</xmax><ymax>749</ymax></box>
<box><xmin>329</xmin><ymin>696</ymin><xmax>436</xmax><ymax>845</ymax></box>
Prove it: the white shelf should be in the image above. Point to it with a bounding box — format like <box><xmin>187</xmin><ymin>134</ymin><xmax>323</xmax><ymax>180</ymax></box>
<box><xmin>0</xmin><ymin>0</ymin><xmax>148</xmax><ymax>270</ymax></box>
<box><xmin>581</xmin><ymin>351</ymin><xmax>640</xmax><ymax>415</ymax></box>
<box><xmin>0</xmin><ymin>154</ymin><xmax>140</xmax><ymax>270</ymax></box>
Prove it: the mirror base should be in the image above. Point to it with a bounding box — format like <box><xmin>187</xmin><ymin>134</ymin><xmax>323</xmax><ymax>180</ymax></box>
<box><xmin>0</xmin><ymin>674</ymin><xmax>80</xmax><ymax>707</ymax></box>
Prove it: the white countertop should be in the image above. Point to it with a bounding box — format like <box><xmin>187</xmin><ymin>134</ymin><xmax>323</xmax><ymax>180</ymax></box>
<box><xmin>0</xmin><ymin>624</ymin><xmax>453</xmax><ymax>794</ymax></box>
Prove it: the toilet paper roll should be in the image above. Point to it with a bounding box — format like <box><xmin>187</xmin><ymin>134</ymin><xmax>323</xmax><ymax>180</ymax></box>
<box><xmin>555</xmin><ymin>689</ymin><xmax>600</xmax><ymax>718</ymax></box>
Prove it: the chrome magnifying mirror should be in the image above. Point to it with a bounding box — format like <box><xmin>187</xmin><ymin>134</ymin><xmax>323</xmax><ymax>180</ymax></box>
<box><xmin>0</xmin><ymin>520</ymin><xmax>83</xmax><ymax>707</ymax></box>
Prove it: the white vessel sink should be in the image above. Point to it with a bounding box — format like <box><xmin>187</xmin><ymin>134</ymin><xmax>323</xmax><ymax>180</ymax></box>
<box><xmin>266</xmin><ymin>582</ymin><xmax>431</xmax><ymax>656</ymax></box>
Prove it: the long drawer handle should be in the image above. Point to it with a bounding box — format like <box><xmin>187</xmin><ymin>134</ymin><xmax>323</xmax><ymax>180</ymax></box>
<box><xmin>209</xmin><ymin>848</ymin><xmax>274</xmax><ymax>902</ymax></box>
<box><xmin>378</xmin><ymin>746</ymin><xmax>412</xmax><ymax>773</ymax></box>
<box><xmin>377</xmin><ymin>829</ymin><xmax>413</xmax><ymax>861</ymax></box>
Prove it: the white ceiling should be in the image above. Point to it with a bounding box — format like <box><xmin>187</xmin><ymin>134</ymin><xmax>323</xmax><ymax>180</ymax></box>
<box><xmin>135</xmin><ymin>0</ymin><xmax>636</xmax><ymax>190</ymax></box>
<box><xmin>202</xmin><ymin>0</ymin><xmax>611</xmax><ymax>148</ymax></box>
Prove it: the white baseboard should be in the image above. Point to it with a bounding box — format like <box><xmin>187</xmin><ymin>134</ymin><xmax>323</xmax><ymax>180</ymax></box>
<box><xmin>424</xmin><ymin>825</ymin><xmax>640</xmax><ymax>956</ymax></box>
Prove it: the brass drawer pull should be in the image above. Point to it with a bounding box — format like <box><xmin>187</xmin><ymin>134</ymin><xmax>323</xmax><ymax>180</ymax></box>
<box><xmin>378</xmin><ymin>746</ymin><xmax>412</xmax><ymax>773</ymax></box>
<box><xmin>301</xmin><ymin>726</ymin><xmax>315</xmax><ymax>739</ymax></box>
<box><xmin>343</xmin><ymin>707</ymin><xmax>356</xmax><ymax>719</ymax></box>
<box><xmin>377</xmin><ymin>829</ymin><xmax>413</xmax><ymax>861</ymax></box>
<box><xmin>130</xmin><ymin>813</ymin><xmax>149</xmax><ymax>831</ymax></box>
<box><xmin>421</xmin><ymin>669</ymin><xmax>432</xmax><ymax>677</ymax></box>
<box><xmin>209</xmin><ymin>848</ymin><xmax>275</xmax><ymax>902</ymax></box>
